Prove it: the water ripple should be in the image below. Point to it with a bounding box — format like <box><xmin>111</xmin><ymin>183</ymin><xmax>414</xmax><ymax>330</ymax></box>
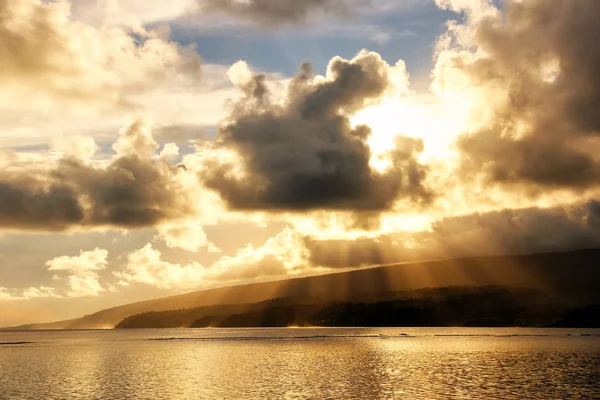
<box><xmin>0</xmin><ymin>328</ymin><xmax>599</xmax><ymax>400</ymax></box>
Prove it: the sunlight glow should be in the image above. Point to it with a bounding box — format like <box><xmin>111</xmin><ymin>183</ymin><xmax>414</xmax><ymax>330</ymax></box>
<box><xmin>379</xmin><ymin>213</ymin><xmax>433</xmax><ymax>234</ymax></box>
<box><xmin>351</xmin><ymin>94</ymin><xmax>471</xmax><ymax>170</ymax></box>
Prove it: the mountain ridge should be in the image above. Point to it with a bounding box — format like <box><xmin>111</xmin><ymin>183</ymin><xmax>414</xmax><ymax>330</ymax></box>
<box><xmin>4</xmin><ymin>248</ymin><xmax>600</xmax><ymax>330</ymax></box>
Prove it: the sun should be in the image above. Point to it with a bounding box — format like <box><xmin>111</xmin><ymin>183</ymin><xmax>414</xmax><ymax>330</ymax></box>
<box><xmin>351</xmin><ymin>95</ymin><xmax>471</xmax><ymax>170</ymax></box>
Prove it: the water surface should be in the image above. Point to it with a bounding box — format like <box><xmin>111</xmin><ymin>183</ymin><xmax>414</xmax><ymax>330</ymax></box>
<box><xmin>1</xmin><ymin>328</ymin><xmax>599</xmax><ymax>399</ymax></box>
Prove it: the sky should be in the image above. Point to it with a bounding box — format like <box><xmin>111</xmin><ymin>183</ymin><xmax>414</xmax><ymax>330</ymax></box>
<box><xmin>2</xmin><ymin>0</ymin><xmax>600</xmax><ymax>327</ymax></box>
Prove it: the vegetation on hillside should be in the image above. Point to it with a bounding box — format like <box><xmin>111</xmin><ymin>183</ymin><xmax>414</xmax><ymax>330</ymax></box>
<box><xmin>116</xmin><ymin>286</ymin><xmax>597</xmax><ymax>328</ymax></box>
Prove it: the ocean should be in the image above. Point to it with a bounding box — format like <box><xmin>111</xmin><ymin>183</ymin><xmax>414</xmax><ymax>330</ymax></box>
<box><xmin>1</xmin><ymin>328</ymin><xmax>599</xmax><ymax>399</ymax></box>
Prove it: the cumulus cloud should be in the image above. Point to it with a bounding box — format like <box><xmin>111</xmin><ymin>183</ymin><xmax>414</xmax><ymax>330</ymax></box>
<box><xmin>118</xmin><ymin>199</ymin><xmax>600</xmax><ymax>288</ymax></box>
<box><xmin>112</xmin><ymin>118</ymin><xmax>159</xmax><ymax>158</ymax></box>
<box><xmin>118</xmin><ymin>228</ymin><xmax>314</xmax><ymax>290</ymax></box>
<box><xmin>156</xmin><ymin>224</ymin><xmax>221</xmax><ymax>253</ymax></box>
<box><xmin>0</xmin><ymin>117</ymin><xmax>200</xmax><ymax>231</ymax></box>
<box><xmin>7</xmin><ymin>0</ymin><xmax>600</xmax><ymax>315</ymax></box>
<box><xmin>209</xmin><ymin>228</ymin><xmax>312</xmax><ymax>281</ymax></box>
<box><xmin>434</xmin><ymin>0</ymin><xmax>600</xmax><ymax>192</ymax></box>
<box><xmin>64</xmin><ymin>273</ymin><xmax>105</xmax><ymax>298</ymax></box>
<box><xmin>44</xmin><ymin>247</ymin><xmax>109</xmax><ymax>297</ymax></box>
<box><xmin>116</xmin><ymin>243</ymin><xmax>206</xmax><ymax>289</ymax></box>
<box><xmin>434</xmin><ymin>0</ymin><xmax>494</xmax><ymax>14</ymax></box>
<box><xmin>46</xmin><ymin>248</ymin><xmax>109</xmax><ymax>271</ymax></box>
<box><xmin>159</xmin><ymin>143</ymin><xmax>180</xmax><ymax>161</ymax></box>
<box><xmin>0</xmin><ymin>0</ymin><xmax>201</xmax><ymax>112</ymax></box>
<box><xmin>52</xmin><ymin>136</ymin><xmax>100</xmax><ymax>161</ymax></box>
<box><xmin>201</xmin><ymin>51</ymin><xmax>431</xmax><ymax>212</ymax></box>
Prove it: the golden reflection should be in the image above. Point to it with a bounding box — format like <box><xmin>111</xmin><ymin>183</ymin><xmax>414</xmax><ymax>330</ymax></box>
<box><xmin>1</xmin><ymin>329</ymin><xmax>596</xmax><ymax>399</ymax></box>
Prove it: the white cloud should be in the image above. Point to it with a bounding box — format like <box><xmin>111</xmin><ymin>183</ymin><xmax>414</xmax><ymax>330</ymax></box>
<box><xmin>116</xmin><ymin>243</ymin><xmax>206</xmax><ymax>289</ymax></box>
<box><xmin>0</xmin><ymin>0</ymin><xmax>225</xmax><ymax>156</ymax></box>
<box><xmin>72</xmin><ymin>0</ymin><xmax>197</xmax><ymax>27</ymax></box>
<box><xmin>118</xmin><ymin>228</ymin><xmax>315</xmax><ymax>290</ymax></box>
<box><xmin>227</xmin><ymin>61</ymin><xmax>254</xmax><ymax>87</ymax></box>
<box><xmin>0</xmin><ymin>288</ymin><xmax>14</xmax><ymax>301</ymax></box>
<box><xmin>208</xmin><ymin>228</ymin><xmax>311</xmax><ymax>282</ymax></box>
<box><xmin>159</xmin><ymin>143</ymin><xmax>180</xmax><ymax>161</ymax></box>
<box><xmin>0</xmin><ymin>286</ymin><xmax>63</xmax><ymax>301</ymax></box>
<box><xmin>22</xmin><ymin>286</ymin><xmax>63</xmax><ymax>299</ymax></box>
<box><xmin>156</xmin><ymin>224</ymin><xmax>221</xmax><ymax>253</ymax></box>
<box><xmin>46</xmin><ymin>248</ymin><xmax>109</xmax><ymax>272</ymax></box>
<box><xmin>0</xmin><ymin>62</ymin><xmax>239</xmax><ymax>155</ymax></box>
<box><xmin>43</xmin><ymin>248</ymin><xmax>109</xmax><ymax>298</ymax></box>
<box><xmin>434</xmin><ymin>0</ymin><xmax>494</xmax><ymax>14</ymax></box>
<box><xmin>112</xmin><ymin>117</ymin><xmax>159</xmax><ymax>158</ymax></box>
<box><xmin>66</xmin><ymin>272</ymin><xmax>105</xmax><ymax>298</ymax></box>
<box><xmin>51</xmin><ymin>136</ymin><xmax>100</xmax><ymax>161</ymax></box>
<box><xmin>0</xmin><ymin>0</ymin><xmax>201</xmax><ymax>113</ymax></box>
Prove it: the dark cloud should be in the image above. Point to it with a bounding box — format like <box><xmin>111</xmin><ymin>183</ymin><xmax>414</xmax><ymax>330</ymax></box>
<box><xmin>199</xmin><ymin>0</ymin><xmax>364</xmax><ymax>25</ymax></box>
<box><xmin>0</xmin><ymin>182</ymin><xmax>85</xmax><ymax>231</ymax></box>
<box><xmin>304</xmin><ymin>235</ymin><xmax>409</xmax><ymax>268</ymax></box>
<box><xmin>0</xmin><ymin>121</ymin><xmax>196</xmax><ymax>231</ymax></box>
<box><xmin>451</xmin><ymin>0</ymin><xmax>600</xmax><ymax>190</ymax></box>
<box><xmin>305</xmin><ymin>201</ymin><xmax>600</xmax><ymax>269</ymax></box>
<box><xmin>431</xmin><ymin>205</ymin><xmax>600</xmax><ymax>256</ymax></box>
<box><xmin>201</xmin><ymin>52</ymin><xmax>431</xmax><ymax>212</ymax></box>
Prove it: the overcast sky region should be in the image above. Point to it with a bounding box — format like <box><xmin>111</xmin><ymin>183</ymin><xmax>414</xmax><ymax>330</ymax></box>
<box><xmin>2</xmin><ymin>0</ymin><xmax>600</xmax><ymax>326</ymax></box>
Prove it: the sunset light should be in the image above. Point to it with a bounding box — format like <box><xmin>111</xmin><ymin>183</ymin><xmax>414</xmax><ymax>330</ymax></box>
<box><xmin>1</xmin><ymin>0</ymin><xmax>599</xmax><ymax>399</ymax></box>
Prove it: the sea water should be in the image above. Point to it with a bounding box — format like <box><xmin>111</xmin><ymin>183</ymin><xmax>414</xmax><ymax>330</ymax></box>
<box><xmin>1</xmin><ymin>328</ymin><xmax>599</xmax><ymax>399</ymax></box>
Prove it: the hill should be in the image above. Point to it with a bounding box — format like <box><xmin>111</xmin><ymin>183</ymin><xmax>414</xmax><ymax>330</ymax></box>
<box><xmin>4</xmin><ymin>248</ymin><xmax>600</xmax><ymax>330</ymax></box>
<box><xmin>116</xmin><ymin>286</ymin><xmax>570</xmax><ymax>329</ymax></box>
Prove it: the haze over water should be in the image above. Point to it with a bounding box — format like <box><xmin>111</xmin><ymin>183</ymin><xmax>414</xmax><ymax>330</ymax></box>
<box><xmin>1</xmin><ymin>328</ymin><xmax>599</xmax><ymax>400</ymax></box>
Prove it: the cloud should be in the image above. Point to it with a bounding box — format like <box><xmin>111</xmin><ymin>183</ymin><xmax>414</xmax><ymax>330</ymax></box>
<box><xmin>156</xmin><ymin>224</ymin><xmax>221</xmax><ymax>253</ymax></box>
<box><xmin>198</xmin><ymin>0</ymin><xmax>362</xmax><ymax>26</ymax></box>
<box><xmin>0</xmin><ymin>117</ymin><xmax>201</xmax><ymax>231</ymax></box>
<box><xmin>65</xmin><ymin>273</ymin><xmax>105</xmax><ymax>298</ymax></box>
<box><xmin>72</xmin><ymin>0</ymin><xmax>197</xmax><ymax>26</ymax></box>
<box><xmin>434</xmin><ymin>0</ymin><xmax>494</xmax><ymax>14</ymax></box>
<box><xmin>434</xmin><ymin>0</ymin><xmax>600</xmax><ymax>192</ymax></box>
<box><xmin>118</xmin><ymin>228</ymin><xmax>314</xmax><ymax>289</ymax></box>
<box><xmin>0</xmin><ymin>0</ymin><xmax>201</xmax><ymax>112</ymax></box>
<box><xmin>194</xmin><ymin>0</ymin><xmax>427</xmax><ymax>27</ymax></box>
<box><xmin>45</xmin><ymin>247</ymin><xmax>109</xmax><ymax>297</ymax></box>
<box><xmin>208</xmin><ymin>228</ymin><xmax>312</xmax><ymax>281</ymax></box>
<box><xmin>52</xmin><ymin>136</ymin><xmax>100</xmax><ymax>161</ymax></box>
<box><xmin>304</xmin><ymin>235</ymin><xmax>408</xmax><ymax>268</ymax></box>
<box><xmin>159</xmin><ymin>143</ymin><xmax>180</xmax><ymax>161</ymax></box>
<box><xmin>112</xmin><ymin>118</ymin><xmax>159</xmax><ymax>158</ymax></box>
<box><xmin>429</xmin><ymin>202</ymin><xmax>600</xmax><ymax>256</ymax></box>
<box><xmin>0</xmin><ymin>288</ymin><xmax>13</xmax><ymax>301</ymax></box>
<box><xmin>77</xmin><ymin>0</ymin><xmax>356</xmax><ymax>28</ymax></box>
<box><xmin>22</xmin><ymin>286</ymin><xmax>63</xmax><ymax>300</ymax></box>
<box><xmin>116</xmin><ymin>243</ymin><xmax>206</xmax><ymax>289</ymax></box>
<box><xmin>119</xmin><ymin>199</ymin><xmax>600</xmax><ymax>286</ymax></box>
<box><xmin>0</xmin><ymin>286</ymin><xmax>63</xmax><ymax>301</ymax></box>
<box><xmin>200</xmin><ymin>51</ymin><xmax>431</xmax><ymax>212</ymax></box>
<box><xmin>46</xmin><ymin>248</ymin><xmax>109</xmax><ymax>271</ymax></box>
<box><xmin>304</xmin><ymin>200</ymin><xmax>600</xmax><ymax>268</ymax></box>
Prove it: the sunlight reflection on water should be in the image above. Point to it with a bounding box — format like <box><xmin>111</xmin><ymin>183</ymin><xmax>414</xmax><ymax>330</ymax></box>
<box><xmin>0</xmin><ymin>328</ymin><xmax>599</xmax><ymax>400</ymax></box>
